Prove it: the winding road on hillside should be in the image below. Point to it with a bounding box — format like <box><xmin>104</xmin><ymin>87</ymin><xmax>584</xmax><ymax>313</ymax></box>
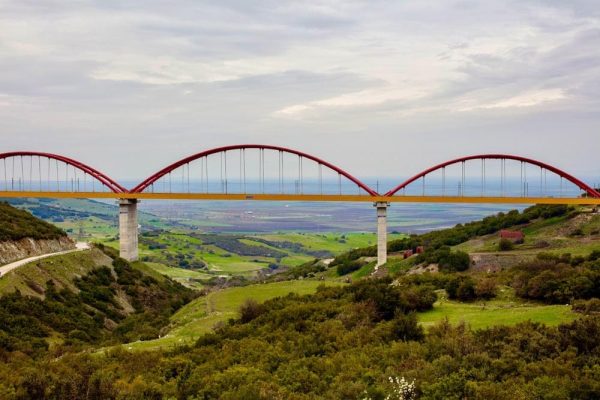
<box><xmin>0</xmin><ymin>242</ymin><xmax>90</xmax><ymax>277</ymax></box>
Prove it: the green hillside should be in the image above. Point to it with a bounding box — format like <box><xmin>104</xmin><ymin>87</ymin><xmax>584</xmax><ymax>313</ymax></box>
<box><xmin>0</xmin><ymin>204</ymin><xmax>599</xmax><ymax>398</ymax></box>
<box><xmin>1</xmin><ymin>277</ymin><xmax>598</xmax><ymax>399</ymax></box>
<box><xmin>0</xmin><ymin>244</ymin><xmax>195</xmax><ymax>356</ymax></box>
<box><xmin>0</xmin><ymin>201</ymin><xmax>67</xmax><ymax>241</ymax></box>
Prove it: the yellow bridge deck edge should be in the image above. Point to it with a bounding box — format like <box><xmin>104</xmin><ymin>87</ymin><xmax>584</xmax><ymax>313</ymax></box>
<box><xmin>1</xmin><ymin>191</ymin><xmax>600</xmax><ymax>205</ymax></box>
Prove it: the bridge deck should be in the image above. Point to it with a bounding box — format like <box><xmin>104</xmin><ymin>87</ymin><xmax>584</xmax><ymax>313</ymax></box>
<box><xmin>1</xmin><ymin>191</ymin><xmax>600</xmax><ymax>205</ymax></box>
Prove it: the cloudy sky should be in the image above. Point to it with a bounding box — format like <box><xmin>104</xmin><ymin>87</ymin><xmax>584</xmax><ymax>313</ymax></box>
<box><xmin>1</xmin><ymin>0</ymin><xmax>599</xmax><ymax>182</ymax></box>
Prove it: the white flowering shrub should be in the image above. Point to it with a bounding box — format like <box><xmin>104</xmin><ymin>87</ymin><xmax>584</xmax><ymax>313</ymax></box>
<box><xmin>362</xmin><ymin>376</ymin><xmax>416</xmax><ymax>400</ymax></box>
<box><xmin>385</xmin><ymin>376</ymin><xmax>416</xmax><ymax>400</ymax></box>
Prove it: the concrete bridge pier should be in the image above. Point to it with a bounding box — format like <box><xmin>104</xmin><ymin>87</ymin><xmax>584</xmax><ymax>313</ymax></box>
<box><xmin>119</xmin><ymin>199</ymin><xmax>139</xmax><ymax>261</ymax></box>
<box><xmin>374</xmin><ymin>201</ymin><xmax>389</xmax><ymax>268</ymax></box>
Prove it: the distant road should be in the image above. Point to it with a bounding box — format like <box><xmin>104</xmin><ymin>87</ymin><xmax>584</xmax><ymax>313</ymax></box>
<box><xmin>0</xmin><ymin>242</ymin><xmax>90</xmax><ymax>277</ymax></box>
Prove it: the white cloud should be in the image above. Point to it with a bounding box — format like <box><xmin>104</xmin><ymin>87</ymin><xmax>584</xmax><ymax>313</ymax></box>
<box><xmin>458</xmin><ymin>88</ymin><xmax>567</xmax><ymax>111</ymax></box>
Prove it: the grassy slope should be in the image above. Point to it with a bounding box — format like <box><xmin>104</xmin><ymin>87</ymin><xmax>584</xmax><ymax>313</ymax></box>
<box><xmin>419</xmin><ymin>301</ymin><xmax>575</xmax><ymax>329</ymax></box>
<box><xmin>5</xmin><ymin>201</ymin><xmax>589</xmax><ymax>353</ymax></box>
<box><xmin>418</xmin><ymin>288</ymin><xmax>577</xmax><ymax>330</ymax></box>
<box><xmin>420</xmin><ymin>211</ymin><xmax>600</xmax><ymax>328</ymax></box>
<box><xmin>120</xmin><ymin>279</ymin><xmax>345</xmax><ymax>351</ymax></box>
<box><xmin>122</xmin><ymin>278</ymin><xmax>578</xmax><ymax>352</ymax></box>
<box><xmin>141</xmin><ymin>262</ymin><xmax>211</xmax><ymax>290</ymax></box>
<box><xmin>0</xmin><ymin>247</ymin><xmax>113</xmax><ymax>297</ymax></box>
<box><xmin>455</xmin><ymin>211</ymin><xmax>600</xmax><ymax>256</ymax></box>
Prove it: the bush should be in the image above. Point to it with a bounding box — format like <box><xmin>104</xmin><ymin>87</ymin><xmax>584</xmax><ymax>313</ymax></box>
<box><xmin>417</xmin><ymin>248</ymin><xmax>470</xmax><ymax>272</ymax></box>
<box><xmin>569</xmin><ymin>228</ymin><xmax>584</xmax><ymax>237</ymax></box>
<box><xmin>475</xmin><ymin>278</ymin><xmax>497</xmax><ymax>299</ymax></box>
<box><xmin>498</xmin><ymin>238</ymin><xmax>514</xmax><ymax>251</ymax></box>
<box><xmin>336</xmin><ymin>260</ymin><xmax>365</xmax><ymax>276</ymax></box>
<box><xmin>239</xmin><ymin>299</ymin><xmax>265</xmax><ymax>323</ymax></box>
<box><xmin>349</xmin><ymin>278</ymin><xmax>436</xmax><ymax>321</ymax></box>
<box><xmin>439</xmin><ymin>250</ymin><xmax>471</xmax><ymax>272</ymax></box>
<box><xmin>572</xmin><ymin>298</ymin><xmax>600</xmax><ymax>314</ymax></box>
<box><xmin>390</xmin><ymin>313</ymin><xmax>424</xmax><ymax>341</ymax></box>
<box><xmin>446</xmin><ymin>276</ymin><xmax>477</xmax><ymax>301</ymax></box>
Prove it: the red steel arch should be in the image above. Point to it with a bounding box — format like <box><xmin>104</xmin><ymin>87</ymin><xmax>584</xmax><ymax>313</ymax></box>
<box><xmin>385</xmin><ymin>154</ymin><xmax>600</xmax><ymax>198</ymax></box>
<box><xmin>132</xmin><ymin>144</ymin><xmax>378</xmax><ymax>196</ymax></box>
<box><xmin>0</xmin><ymin>151</ymin><xmax>126</xmax><ymax>193</ymax></box>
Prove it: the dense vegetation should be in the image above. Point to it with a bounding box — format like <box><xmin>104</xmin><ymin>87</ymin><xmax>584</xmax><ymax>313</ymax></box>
<box><xmin>0</xmin><ymin>201</ymin><xmax>67</xmax><ymax>241</ymax></box>
<box><xmin>337</xmin><ymin>258</ymin><xmax>368</xmax><ymax>275</ymax></box>
<box><xmin>511</xmin><ymin>252</ymin><xmax>600</xmax><ymax>304</ymax></box>
<box><xmin>414</xmin><ymin>247</ymin><xmax>470</xmax><ymax>272</ymax></box>
<box><xmin>0</xmin><ymin>278</ymin><xmax>599</xmax><ymax>399</ymax></box>
<box><xmin>0</xmin><ymin>245</ymin><xmax>195</xmax><ymax>357</ymax></box>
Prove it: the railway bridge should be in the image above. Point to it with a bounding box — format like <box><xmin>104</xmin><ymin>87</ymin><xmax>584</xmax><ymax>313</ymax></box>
<box><xmin>1</xmin><ymin>145</ymin><xmax>599</xmax><ymax>266</ymax></box>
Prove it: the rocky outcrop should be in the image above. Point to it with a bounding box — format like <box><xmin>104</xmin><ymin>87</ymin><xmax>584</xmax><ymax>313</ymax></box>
<box><xmin>0</xmin><ymin>236</ymin><xmax>75</xmax><ymax>265</ymax></box>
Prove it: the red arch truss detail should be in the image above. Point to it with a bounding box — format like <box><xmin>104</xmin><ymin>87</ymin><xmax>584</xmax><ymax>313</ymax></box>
<box><xmin>0</xmin><ymin>151</ymin><xmax>126</xmax><ymax>193</ymax></box>
<box><xmin>384</xmin><ymin>154</ymin><xmax>600</xmax><ymax>198</ymax></box>
<box><xmin>132</xmin><ymin>144</ymin><xmax>378</xmax><ymax>196</ymax></box>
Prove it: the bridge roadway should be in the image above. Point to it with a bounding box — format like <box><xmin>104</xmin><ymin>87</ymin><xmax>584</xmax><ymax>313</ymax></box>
<box><xmin>2</xmin><ymin>191</ymin><xmax>600</xmax><ymax>205</ymax></box>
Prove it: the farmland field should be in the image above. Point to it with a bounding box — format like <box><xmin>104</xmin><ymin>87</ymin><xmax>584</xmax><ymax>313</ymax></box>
<box><xmin>101</xmin><ymin>231</ymin><xmax>406</xmax><ymax>283</ymax></box>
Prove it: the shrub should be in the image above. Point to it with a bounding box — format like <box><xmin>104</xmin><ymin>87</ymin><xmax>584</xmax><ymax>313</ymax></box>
<box><xmin>439</xmin><ymin>250</ymin><xmax>471</xmax><ymax>272</ymax></box>
<box><xmin>475</xmin><ymin>278</ymin><xmax>497</xmax><ymax>299</ymax></box>
<box><xmin>588</xmin><ymin>250</ymin><xmax>600</xmax><ymax>262</ymax></box>
<box><xmin>239</xmin><ymin>299</ymin><xmax>265</xmax><ymax>323</ymax></box>
<box><xmin>349</xmin><ymin>278</ymin><xmax>435</xmax><ymax>321</ymax></box>
<box><xmin>569</xmin><ymin>228</ymin><xmax>584</xmax><ymax>237</ymax></box>
<box><xmin>572</xmin><ymin>298</ymin><xmax>600</xmax><ymax>314</ymax></box>
<box><xmin>415</xmin><ymin>247</ymin><xmax>470</xmax><ymax>272</ymax></box>
<box><xmin>571</xmin><ymin>256</ymin><xmax>586</xmax><ymax>266</ymax></box>
<box><xmin>390</xmin><ymin>313</ymin><xmax>424</xmax><ymax>341</ymax></box>
<box><xmin>498</xmin><ymin>238</ymin><xmax>514</xmax><ymax>251</ymax></box>
<box><xmin>446</xmin><ymin>276</ymin><xmax>477</xmax><ymax>301</ymax></box>
<box><xmin>337</xmin><ymin>260</ymin><xmax>365</xmax><ymax>276</ymax></box>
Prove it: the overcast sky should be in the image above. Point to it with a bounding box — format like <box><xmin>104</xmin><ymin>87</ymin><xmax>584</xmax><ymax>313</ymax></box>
<box><xmin>1</xmin><ymin>0</ymin><xmax>599</xmax><ymax>182</ymax></box>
